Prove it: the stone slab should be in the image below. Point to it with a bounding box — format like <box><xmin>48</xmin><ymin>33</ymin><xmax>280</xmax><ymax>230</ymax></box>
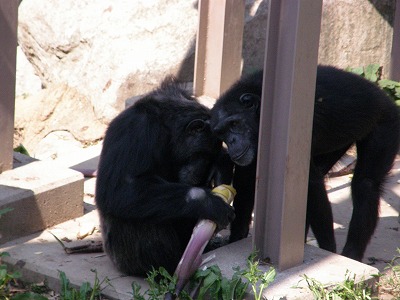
<box><xmin>0</xmin><ymin>211</ymin><xmax>137</xmax><ymax>300</ymax></box>
<box><xmin>0</xmin><ymin>152</ymin><xmax>84</xmax><ymax>244</ymax></box>
<box><xmin>0</xmin><ymin>209</ymin><xmax>378</xmax><ymax>300</ymax></box>
<box><xmin>213</xmin><ymin>239</ymin><xmax>379</xmax><ymax>299</ymax></box>
<box><xmin>1</xmin><ymin>147</ymin><xmax>398</xmax><ymax>299</ymax></box>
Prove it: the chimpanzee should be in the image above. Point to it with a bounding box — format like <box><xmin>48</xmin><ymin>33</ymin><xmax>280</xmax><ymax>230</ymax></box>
<box><xmin>95</xmin><ymin>78</ymin><xmax>235</xmax><ymax>276</ymax></box>
<box><xmin>211</xmin><ymin>65</ymin><xmax>400</xmax><ymax>262</ymax></box>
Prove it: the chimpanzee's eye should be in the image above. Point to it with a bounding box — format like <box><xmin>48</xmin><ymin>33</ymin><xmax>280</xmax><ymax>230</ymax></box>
<box><xmin>230</xmin><ymin>120</ymin><xmax>240</xmax><ymax>128</ymax></box>
<box><xmin>229</xmin><ymin>120</ymin><xmax>242</xmax><ymax>133</ymax></box>
<box><xmin>239</xmin><ymin>93</ymin><xmax>260</xmax><ymax>108</ymax></box>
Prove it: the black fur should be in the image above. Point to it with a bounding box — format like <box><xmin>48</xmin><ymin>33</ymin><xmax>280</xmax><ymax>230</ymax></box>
<box><xmin>96</xmin><ymin>78</ymin><xmax>235</xmax><ymax>276</ymax></box>
<box><xmin>211</xmin><ymin>65</ymin><xmax>400</xmax><ymax>261</ymax></box>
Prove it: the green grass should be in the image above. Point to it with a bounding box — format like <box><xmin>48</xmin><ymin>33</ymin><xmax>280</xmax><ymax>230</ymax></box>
<box><xmin>58</xmin><ymin>269</ymin><xmax>111</xmax><ymax>300</ymax></box>
<box><xmin>377</xmin><ymin>248</ymin><xmax>400</xmax><ymax>298</ymax></box>
<box><xmin>131</xmin><ymin>251</ymin><xmax>276</xmax><ymax>300</ymax></box>
<box><xmin>302</xmin><ymin>270</ymin><xmax>376</xmax><ymax>300</ymax></box>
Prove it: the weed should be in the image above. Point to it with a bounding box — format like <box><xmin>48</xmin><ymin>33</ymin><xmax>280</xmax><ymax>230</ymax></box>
<box><xmin>59</xmin><ymin>269</ymin><xmax>111</xmax><ymax>300</ymax></box>
<box><xmin>346</xmin><ymin>64</ymin><xmax>400</xmax><ymax>105</ymax></box>
<box><xmin>241</xmin><ymin>252</ymin><xmax>276</xmax><ymax>300</ymax></box>
<box><xmin>131</xmin><ymin>251</ymin><xmax>276</xmax><ymax>299</ymax></box>
<box><xmin>0</xmin><ymin>252</ymin><xmax>21</xmax><ymax>299</ymax></box>
<box><xmin>11</xmin><ymin>292</ymin><xmax>48</xmax><ymax>299</ymax></box>
<box><xmin>191</xmin><ymin>264</ymin><xmax>248</xmax><ymax>299</ymax></box>
<box><xmin>303</xmin><ymin>270</ymin><xmax>376</xmax><ymax>300</ymax></box>
<box><xmin>13</xmin><ymin>144</ymin><xmax>30</xmax><ymax>156</ymax></box>
<box><xmin>0</xmin><ymin>208</ymin><xmax>13</xmax><ymax>217</ymax></box>
<box><xmin>378</xmin><ymin>248</ymin><xmax>400</xmax><ymax>298</ymax></box>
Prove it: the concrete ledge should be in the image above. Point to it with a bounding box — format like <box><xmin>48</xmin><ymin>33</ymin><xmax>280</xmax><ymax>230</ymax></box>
<box><xmin>0</xmin><ymin>210</ymin><xmax>378</xmax><ymax>300</ymax></box>
<box><xmin>0</xmin><ymin>152</ymin><xmax>84</xmax><ymax>244</ymax></box>
<box><xmin>211</xmin><ymin>239</ymin><xmax>379</xmax><ymax>299</ymax></box>
<box><xmin>0</xmin><ymin>211</ymin><xmax>135</xmax><ymax>300</ymax></box>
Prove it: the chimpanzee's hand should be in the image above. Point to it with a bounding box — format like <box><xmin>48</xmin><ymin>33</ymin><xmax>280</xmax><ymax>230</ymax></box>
<box><xmin>205</xmin><ymin>194</ymin><xmax>235</xmax><ymax>230</ymax></box>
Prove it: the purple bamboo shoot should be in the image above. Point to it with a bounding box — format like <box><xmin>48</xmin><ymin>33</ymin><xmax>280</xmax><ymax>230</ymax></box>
<box><xmin>172</xmin><ymin>184</ymin><xmax>236</xmax><ymax>297</ymax></box>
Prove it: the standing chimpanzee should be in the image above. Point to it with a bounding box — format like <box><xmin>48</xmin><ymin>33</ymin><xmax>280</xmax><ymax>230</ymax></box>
<box><xmin>95</xmin><ymin>78</ymin><xmax>235</xmax><ymax>276</ymax></box>
<box><xmin>210</xmin><ymin>65</ymin><xmax>400</xmax><ymax>262</ymax></box>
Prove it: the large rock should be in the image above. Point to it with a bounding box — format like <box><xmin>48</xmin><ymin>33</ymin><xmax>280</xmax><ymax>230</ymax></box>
<box><xmin>17</xmin><ymin>0</ymin><xmax>269</xmax><ymax>124</ymax></box>
<box><xmin>18</xmin><ymin>0</ymin><xmax>200</xmax><ymax>123</ymax></box>
<box><xmin>15</xmin><ymin>46</ymin><xmax>42</xmax><ymax>98</ymax></box>
<box><xmin>242</xmin><ymin>0</ymin><xmax>268</xmax><ymax>75</ymax></box>
<box><xmin>241</xmin><ymin>0</ymin><xmax>395</xmax><ymax>76</ymax></box>
<box><xmin>15</xmin><ymin>0</ymin><xmax>395</xmax><ymax>155</ymax></box>
<box><xmin>319</xmin><ymin>0</ymin><xmax>395</xmax><ymax>76</ymax></box>
<box><xmin>14</xmin><ymin>83</ymin><xmax>107</xmax><ymax>155</ymax></box>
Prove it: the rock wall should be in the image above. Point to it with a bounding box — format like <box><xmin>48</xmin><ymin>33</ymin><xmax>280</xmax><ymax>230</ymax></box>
<box><xmin>319</xmin><ymin>0</ymin><xmax>395</xmax><ymax>77</ymax></box>
<box><xmin>15</xmin><ymin>0</ymin><xmax>396</xmax><ymax>156</ymax></box>
<box><xmin>17</xmin><ymin>0</ymin><xmax>199</xmax><ymax>123</ymax></box>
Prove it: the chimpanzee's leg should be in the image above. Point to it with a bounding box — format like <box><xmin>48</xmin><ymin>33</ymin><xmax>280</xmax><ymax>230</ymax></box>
<box><xmin>342</xmin><ymin>123</ymin><xmax>399</xmax><ymax>261</ymax></box>
<box><xmin>229</xmin><ymin>163</ymin><xmax>257</xmax><ymax>243</ymax></box>
<box><xmin>306</xmin><ymin>161</ymin><xmax>336</xmax><ymax>253</ymax></box>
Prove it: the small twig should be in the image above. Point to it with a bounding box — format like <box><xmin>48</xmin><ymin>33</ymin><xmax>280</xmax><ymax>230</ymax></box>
<box><xmin>49</xmin><ymin>232</ymin><xmax>103</xmax><ymax>254</ymax></box>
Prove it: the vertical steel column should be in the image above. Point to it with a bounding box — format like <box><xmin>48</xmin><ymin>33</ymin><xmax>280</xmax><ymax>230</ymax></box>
<box><xmin>193</xmin><ymin>0</ymin><xmax>245</xmax><ymax>98</ymax></box>
<box><xmin>390</xmin><ymin>1</ymin><xmax>400</xmax><ymax>81</ymax></box>
<box><xmin>0</xmin><ymin>1</ymin><xmax>18</xmax><ymax>173</ymax></box>
<box><xmin>253</xmin><ymin>0</ymin><xmax>323</xmax><ymax>271</ymax></box>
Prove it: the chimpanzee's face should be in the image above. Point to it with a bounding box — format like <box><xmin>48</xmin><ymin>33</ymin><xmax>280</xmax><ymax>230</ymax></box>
<box><xmin>211</xmin><ymin>72</ymin><xmax>263</xmax><ymax>166</ymax></box>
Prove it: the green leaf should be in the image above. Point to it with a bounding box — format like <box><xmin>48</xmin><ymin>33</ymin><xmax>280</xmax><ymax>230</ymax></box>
<box><xmin>0</xmin><ymin>252</ymin><xmax>10</xmax><ymax>258</ymax></box>
<box><xmin>208</xmin><ymin>265</ymin><xmax>222</xmax><ymax>276</ymax></box>
<box><xmin>261</xmin><ymin>267</ymin><xmax>276</xmax><ymax>286</ymax></box>
<box><xmin>394</xmin><ymin>86</ymin><xmax>400</xmax><ymax>98</ymax></box>
<box><xmin>11</xmin><ymin>270</ymin><xmax>21</xmax><ymax>279</ymax></box>
<box><xmin>79</xmin><ymin>282</ymin><xmax>91</xmax><ymax>299</ymax></box>
<box><xmin>0</xmin><ymin>268</ymin><xmax>7</xmax><ymax>278</ymax></box>
<box><xmin>378</xmin><ymin>79</ymin><xmax>399</xmax><ymax>89</ymax></box>
<box><xmin>11</xmin><ymin>292</ymin><xmax>48</xmax><ymax>300</ymax></box>
<box><xmin>197</xmin><ymin>272</ymin><xmax>219</xmax><ymax>299</ymax></box>
<box><xmin>194</xmin><ymin>267</ymin><xmax>211</xmax><ymax>280</ymax></box>
<box><xmin>346</xmin><ymin>66</ymin><xmax>364</xmax><ymax>76</ymax></box>
<box><xmin>364</xmin><ymin>64</ymin><xmax>381</xmax><ymax>82</ymax></box>
<box><xmin>228</xmin><ymin>275</ymin><xmax>248</xmax><ymax>300</ymax></box>
<box><xmin>220</xmin><ymin>277</ymin><xmax>232</xmax><ymax>300</ymax></box>
<box><xmin>13</xmin><ymin>144</ymin><xmax>30</xmax><ymax>156</ymax></box>
<box><xmin>131</xmin><ymin>282</ymin><xmax>146</xmax><ymax>300</ymax></box>
<box><xmin>0</xmin><ymin>208</ymin><xmax>13</xmax><ymax>217</ymax></box>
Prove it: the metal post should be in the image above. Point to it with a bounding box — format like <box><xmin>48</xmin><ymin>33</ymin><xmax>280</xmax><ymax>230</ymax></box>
<box><xmin>0</xmin><ymin>1</ymin><xmax>18</xmax><ymax>173</ymax></box>
<box><xmin>193</xmin><ymin>0</ymin><xmax>244</xmax><ymax>98</ymax></box>
<box><xmin>253</xmin><ymin>0</ymin><xmax>323</xmax><ymax>271</ymax></box>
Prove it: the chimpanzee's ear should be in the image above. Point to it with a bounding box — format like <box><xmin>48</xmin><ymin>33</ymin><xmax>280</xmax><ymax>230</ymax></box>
<box><xmin>185</xmin><ymin>119</ymin><xmax>207</xmax><ymax>135</ymax></box>
<box><xmin>239</xmin><ymin>93</ymin><xmax>260</xmax><ymax>110</ymax></box>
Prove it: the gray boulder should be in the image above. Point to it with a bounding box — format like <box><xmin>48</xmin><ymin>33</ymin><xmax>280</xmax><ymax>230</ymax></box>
<box><xmin>14</xmin><ymin>83</ymin><xmax>107</xmax><ymax>155</ymax></box>
<box><xmin>15</xmin><ymin>0</ymin><xmax>394</xmax><ymax>156</ymax></box>
<box><xmin>17</xmin><ymin>0</ymin><xmax>268</xmax><ymax>123</ymax></box>
<box><xmin>18</xmin><ymin>0</ymin><xmax>200</xmax><ymax>123</ymax></box>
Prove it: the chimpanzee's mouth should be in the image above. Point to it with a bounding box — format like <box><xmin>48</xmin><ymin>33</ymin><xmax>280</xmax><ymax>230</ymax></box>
<box><xmin>231</xmin><ymin>145</ymin><xmax>250</xmax><ymax>162</ymax></box>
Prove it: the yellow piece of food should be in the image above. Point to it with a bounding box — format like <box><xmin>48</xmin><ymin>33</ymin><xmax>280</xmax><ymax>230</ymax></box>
<box><xmin>211</xmin><ymin>184</ymin><xmax>237</xmax><ymax>204</ymax></box>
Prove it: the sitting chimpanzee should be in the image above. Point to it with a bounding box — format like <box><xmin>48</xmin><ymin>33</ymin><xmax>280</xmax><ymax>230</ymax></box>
<box><xmin>211</xmin><ymin>65</ymin><xmax>400</xmax><ymax>262</ymax></box>
<box><xmin>95</xmin><ymin>78</ymin><xmax>235</xmax><ymax>276</ymax></box>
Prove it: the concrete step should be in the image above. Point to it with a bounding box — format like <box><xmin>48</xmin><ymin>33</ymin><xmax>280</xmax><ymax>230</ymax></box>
<box><xmin>0</xmin><ymin>152</ymin><xmax>84</xmax><ymax>244</ymax></box>
<box><xmin>214</xmin><ymin>239</ymin><xmax>378</xmax><ymax>299</ymax></box>
<box><xmin>0</xmin><ymin>209</ymin><xmax>379</xmax><ymax>300</ymax></box>
<box><xmin>1</xmin><ymin>146</ymin><xmax>397</xmax><ymax>299</ymax></box>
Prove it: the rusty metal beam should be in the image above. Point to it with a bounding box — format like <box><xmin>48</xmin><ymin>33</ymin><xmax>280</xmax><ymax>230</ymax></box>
<box><xmin>253</xmin><ymin>0</ymin><xmax>323</xmax><ymax>271</ymax></box>
<box><xmin>193</xmin><ymin>0</ymin><xmax>244</xmax><ymax>98</ymax></box>
<box><xmin>390</xmin><ymin>0</ymin><xmax>400</xmax><ymax>81</ymax></box>
<box><xmin>0</xmin><ymin>1</ymin><xmax>18</xmax><ymax>172</ymax></box>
